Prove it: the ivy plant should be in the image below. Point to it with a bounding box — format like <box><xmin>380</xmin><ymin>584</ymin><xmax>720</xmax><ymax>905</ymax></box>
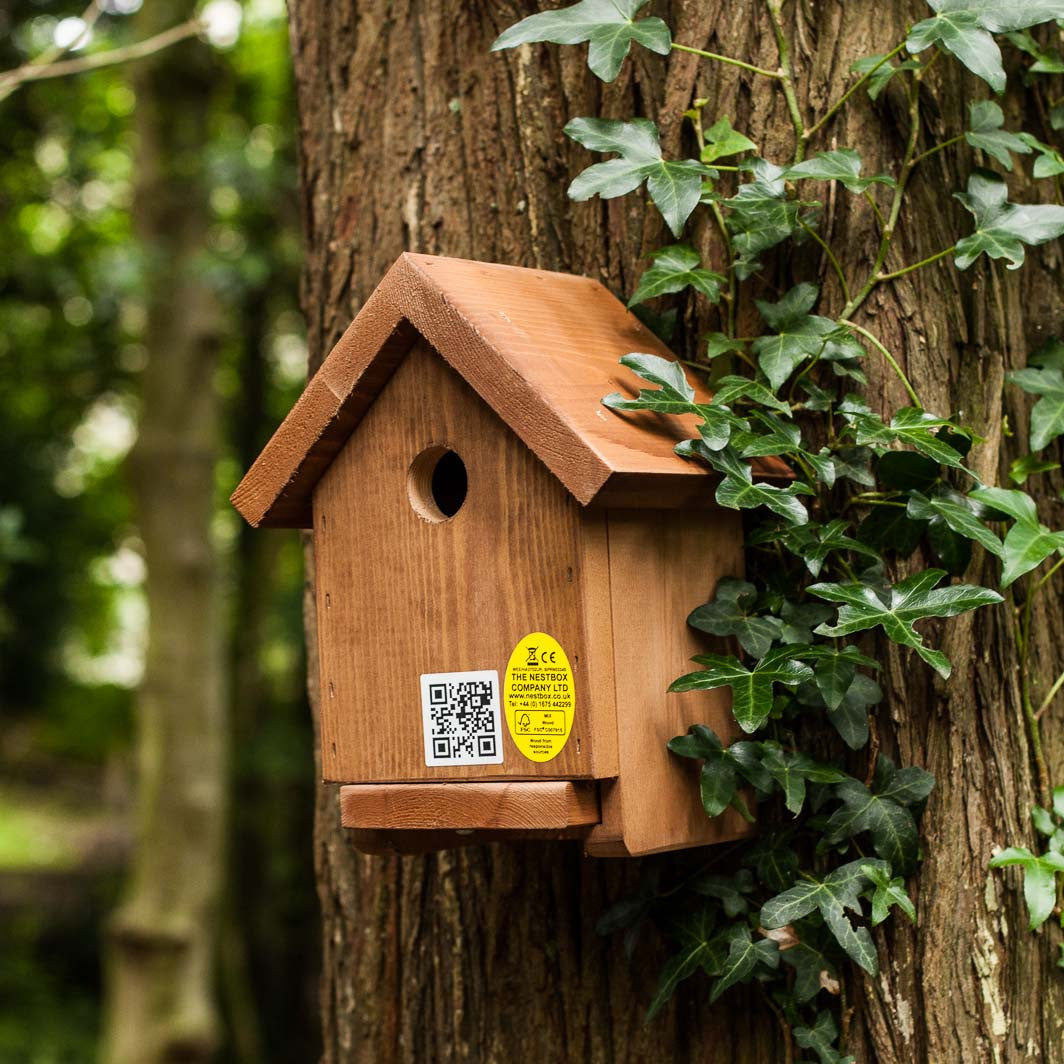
<box><xmin>494</xmin><ymin>0</ymin><xmax>1064</xmax><ymax>1054</ymax></box>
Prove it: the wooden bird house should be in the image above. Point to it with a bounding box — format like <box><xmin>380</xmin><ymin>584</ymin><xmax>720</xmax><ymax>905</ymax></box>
<box><xmin>232</xmin><ymin>253</ymin><xmax>752</xmax><ymax>857</ymax></box>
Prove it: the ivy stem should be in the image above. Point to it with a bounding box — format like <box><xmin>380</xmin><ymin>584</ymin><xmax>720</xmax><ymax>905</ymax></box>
<box><xmin>910</xmin><ymin>133</ymin><xmax>966</xmax><ymax>169</ymax></box>
<box><xmin>1034</xmin><ymin>666</ymin><xmax>1064</xmax><ymax>722</ymax></box>
<box><xmin>875</xmin><ymin>246</ymin><xmax>955</xmax><ymax>283</ymax></box>
<box><xmin>863</xmin><ymin>187</ymin><xmax>887</xmax><ymax>231</ymax></box>
<box><xmin>764</xmin><ymin>0</ymin><xmax>806</xmax><ymax>163</ymax></box>
<box><xmin>691</xmin><ymin>108</ymin><xmax>741</xmax><ymax>340</ymax></box>
<box><xmin>713</xmin><ymin>201</ymin><xmax>739</xmax><ymax>337</ymax></box>
<box><xmin>804</xmin><ymin>41</ymin><xmax>908</xmax><ymax>141</ymax></box>
<box><xmin>759</xmin><ymin>987</ymin><xmax>795</xmax><ymax>1064</ymax></box>
<box><xmin>864</xmin><ymin>715</ymin><xmax>881</xmax><ymax>787</ymax></box>
<box><xmin>670</xmin><ymin>42</ymin><xmax>784</xmax><ymax>79</ymax></box>
<box><xmin>800</xmin><ymin>219</ymin><xmax>852</xmax><ymax>304</ymax></box>
<box><xmin>838</xmin><ymin>321</ymin><xmax>922</xmax><ymax>407</ymax></box>
<box><xmin>840</xmin><ymin>67</ymin><xmax>924</xmax><ymax>320</ymax></box>
<box><xmin>1017</xmin><ymin>562</ymin><xmax>1058</xmax><ymax>807</ymax></box>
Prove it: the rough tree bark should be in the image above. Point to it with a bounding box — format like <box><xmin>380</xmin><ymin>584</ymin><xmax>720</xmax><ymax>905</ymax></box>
<box><xmin>288</xmin><ymin>1</ymin><xmax>1064</xmax><ymax>1060</ymax></box>
<box><xmin>101</xmin><ymin>5</ymin><xmax>227</xmax><ymax>1062</ymax></box>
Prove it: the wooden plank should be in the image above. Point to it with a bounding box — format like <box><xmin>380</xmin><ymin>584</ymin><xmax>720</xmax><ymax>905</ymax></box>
<box><xmin>345</xmin><ymin>826</ymin><xmax>594</xmax><ymax>856</ymax></box>
<box><xmin>339</xmin><ymin>781</ymin><xmax>600</xmax><ymax>831</ymax></box>
<box><xmin>231</xmin><ymin>280</ymin><xmax>417</xmax><ymax>527</ymax></box>
<box><xmin>586</xmin><ymin>509</ymin><xmax>756</xmax><ymax>857</ymax></box>
<box><xmin>314</xmin><ymin>339</ymin><xmax>618</xmax><ymax>783</ymax></box>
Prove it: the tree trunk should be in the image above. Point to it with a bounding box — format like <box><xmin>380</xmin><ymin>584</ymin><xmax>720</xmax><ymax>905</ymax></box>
<box><xmin>288</xmin><ymin>1</ymin><xmax>1064</xmax><ymax>1060</ymax></box>
<box><xmin>101</xmin><ymin>6</ymin><xmax>227</xmax><ymax>1062</ymax></box>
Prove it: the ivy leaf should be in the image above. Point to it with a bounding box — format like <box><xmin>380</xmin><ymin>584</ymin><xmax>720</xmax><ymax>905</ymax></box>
<box><xmin>829</xmin><ymin>674</ymin><xmax>881</xmax><ymax>750</ymax></box>
<box><xmin>628</xmin><ymin>244</ymin><xmax>726</xmax><ymax>306</ymax></box>
<box><xmin>851</xmin><ymin>52</ymin><xmax>921</xmax><ymax>100</ymax></box>
<box><xmin>761</xmin><ymin>859</ymin><xmax>889</xmax><ymax>973</ymax></box>
<box><xmin>645</xmin><ymin>909</ymin><xmax>722</xmax><ymax>1019</ymax></box>
<box><xmin>670</xmin><ymin>648</ymin><xmax>814</xmax><ymax>733</ymax></box>
<box><xmin>906</xmin><ymin>1</ymin><xmax>1064</xmax><ymax>93</ymax></box>
<box><xmin>785</xmin><ymin>149</ymin><xmax>896</xmax><ymax>193</ymax></box>
<box><xmin>752</xmin><ymin>284</ymin><xmax>863</xmax><ymax>391</ymax></box>
<box><xmin>687</xmin><ymin>579</ymin><xmax>783</xmax><ymax>657</ymax></box>
<box><xmin>745</xmin><ymin>828</ymin><xmax>801</xmax><ymax>890</ymax></box>
<box><xmin>779</xmin><ymin>600</ymin><xmax>834</xmax><ymax>644</ymax></box>
<box><xmin>876</xmin><ymin>450</ymin><xmax>941</xmax><ymax>491</ymax></box>
<box><xmin>668</xmin><ymin>725</ymin><xmax>771</xmax><ymax>817</ymax></box>
<box><xmin>777</xmin><ymin>921</ymin><xmax>841</xmax><ymax>1004</ymax></box>
<box><xmin>705</xmin><ymin>332</ymin><xmax>747</xmax><ymax>361</ymax></box>
<box><xmin>775</xmin><ymin>519</ymin><xmax>880</xmax><ymax>578</ymax></box>
<box><xmin>1018</xmin><ymin>133</ymin><xmax>1064</xmax><ymax>178</ymax></box>
<box><xmin>794</xmin><ymin>1011</ymin><xmax>855</xmax><ymax>1064</ymax></box>
<box><xmin>970</xmin><ymin>485</ymin><xmax>1064</xmax><ymax>585</ymax></box>
<box><xmin>1032</xmin><ymin>804</ymin><xmax>1057</xmax><ymax>836</ymax></box>
<box><xmin>617</xmin><ymin>351</ymin><xmax>695</xmax><ymax>400</ymax></box>
<box><xmin>1007</xmin><ymin>28</ymin><xmax>1064</xmax><ymax>72</ymax></box>
<box><xmin>833</xmin><ymin>446</ymin><xmax>876</xmax><ymax>487</ymax></box>
<box><xmin>565</xmin><ymin>118</ymin><xmax>712</xmax><ymax>237</ymax></box>
<box><xmin>966</xmin><ymin>100</ymin><xmax>1032</xmax><ymax>169</ymax></box>
<box><xmin>907</xmin><ymin>10</ymin><xmax>1005</xmax><ymax>92</ymax></box>
<box><xmin>862</xmin><ymin>864</ymin><xmax>917</xmax><ymax>926</ymax></box>
<box><xmin>710</xmin><ymin>924</ymin><xmax>780</xmax><ymax>1002</ymax></box>
<box><xmin>725</xmin><ymin>159</ymin><xmax>808</xmax><ymax>279</ymax></box>
<box><xmin>810</xmin><ymin>569</ymin><xmax>1003</xmax><ymax>678</ymax></box>
<box><xmin>824</xmin><ymin>766</ymin><xmax>935</xmax><ymax>873</ymax></box>
<box><xmin>692</xmin><ymin>868</ymin><xmax>756</xmax><ymax>917</ymax></box>
<box><xmin>839</xmin><ymin>397</ymin><xmax>969</xmax><ymax>470</ymax></box>
<box><xmin>906</xmin><ymin>490</ymin><xmax>1004</xmax><ymax>558</ymax></box>
<box><xmin>491</xmin><ymin>0</ymin><xmax>671</xmax><ymax>82</ymax></box>
<box><xmin>702</xmin><ymin>116</ymin><xmax>758</xmax><ymax>163</ymax></box>
<box><xmin>710</xmin><ymin>374</ymin><xmax>793</xmax><ymax>416</ymax></box>
<box><xmin>954</xmin><ymin>170</ymin><xmax>1064</xmax><ymax>270</ymax></box>
<box><xmin>989</xmin><ymin>846</ymin><xmax>1064</xmax><ymax>929</ymax></box>
<box><xmin>1008</xmin><ymin>342</ymin><xmax>1064</xmax><ymax>450</ymax></box>
<box><xmin>806</xmin><ymin>644</ymin><xmax>879</xmax><ymax>711</ymax></box>
<box><xmin>680</xmin><ymin>443</ymin><xmax>811</xmax><ymax>525</ymax></box>
<box><xmin>759</xmin><ymin>742</ymin><xmax>846</xmax><ymax>815</ymax></box>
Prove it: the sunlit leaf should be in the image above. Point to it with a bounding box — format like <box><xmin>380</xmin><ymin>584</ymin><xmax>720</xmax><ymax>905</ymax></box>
<box><xmin>810</xmin><ymin>569</ymin><xmax>1002</xmax><ymax>678</ymax></box>
<box><xmin>565</xmin><ymin>118</ymin><xmax>712</xmax><ymax>236</ymax></box>
<box><xmin>954</xmin><ymin>170</ymin><xmax>1064</xmax><ymax>270</ymax></box>
<box><xmin>492</xmin><ymin>0</ymin><xmax>671</xmax><ymax>82</ymax></box>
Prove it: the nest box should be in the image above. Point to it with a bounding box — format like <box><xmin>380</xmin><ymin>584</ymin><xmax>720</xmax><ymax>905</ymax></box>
<box><xmin>232</xmin><ymin>253</ymin><xmax>752</xmax><ymax>857</ymax></box>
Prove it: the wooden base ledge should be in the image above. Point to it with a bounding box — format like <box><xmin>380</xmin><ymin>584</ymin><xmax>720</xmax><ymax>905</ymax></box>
<box><xmin>339</xmin><ymin>781</ymin><xmax>601</xmax><ymax>833</ymax></box>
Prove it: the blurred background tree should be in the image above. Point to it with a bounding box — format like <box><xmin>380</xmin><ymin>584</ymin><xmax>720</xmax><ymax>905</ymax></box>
<box><xmin>0</xmin><ymin>2</ymin><xmax>318</xmax><ymax>1059</ymax></box>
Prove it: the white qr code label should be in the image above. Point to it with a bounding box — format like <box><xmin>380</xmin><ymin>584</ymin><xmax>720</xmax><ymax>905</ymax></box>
<box><xmin>420</xmin><ymin>670</ymin><xmax>504</xmax><ymax>767</ymax></box>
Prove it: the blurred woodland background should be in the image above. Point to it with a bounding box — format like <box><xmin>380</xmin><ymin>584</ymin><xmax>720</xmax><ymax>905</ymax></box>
<box><xmin>0</xmin><ymin>1</ymin><xmax>319</xmax><ymax>1059</ymax></box>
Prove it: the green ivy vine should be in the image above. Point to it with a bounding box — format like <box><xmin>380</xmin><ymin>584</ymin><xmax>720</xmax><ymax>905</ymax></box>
<box><xmin>495</xmin><ymin>1</ymin><xmax>1064</xmax><ymax>1057</ymax></box>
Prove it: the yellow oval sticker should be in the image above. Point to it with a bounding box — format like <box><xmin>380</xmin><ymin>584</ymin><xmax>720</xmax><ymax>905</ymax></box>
<box><xmin>504</xmin><ymin>632</ymin><xmax>575</xmax><ymax>763</ymax></box>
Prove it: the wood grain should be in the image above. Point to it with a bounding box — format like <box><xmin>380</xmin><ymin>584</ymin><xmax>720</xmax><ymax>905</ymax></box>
<box><xmin>339</xmin><ymin>781</ymin><xmax>600</xmax><ymax>831</ymax></box>
<box><xmin>231</xmin><ymin>253</ymin><xmax>790</xmax><ymax>529</ymax></box>
<box><xmin>314</xmin><ymin>338</ymin><xmax>618</xmax><ymax>783</ymax></box>
<box><xmin>587</xmin><ymin>508</ymin><xmax>754</xmax><ymax>857</ymax></box>
<box><xmin>343</xmin><ymin>827</ymin><xmax>593</xmax><ymax>856</ymax></box>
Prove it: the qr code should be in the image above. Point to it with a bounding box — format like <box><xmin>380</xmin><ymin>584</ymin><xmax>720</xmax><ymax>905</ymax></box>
<box><xmin>420</xmin><ymin>670</ymin><xmax>503</xmax><ymax>766</ymax></box>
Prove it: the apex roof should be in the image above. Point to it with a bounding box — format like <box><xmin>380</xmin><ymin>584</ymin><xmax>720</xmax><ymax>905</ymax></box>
<box><xmin>232</xmin><ymin>253</ymin><xmax>719</xmax><ymax>528</ymax></box>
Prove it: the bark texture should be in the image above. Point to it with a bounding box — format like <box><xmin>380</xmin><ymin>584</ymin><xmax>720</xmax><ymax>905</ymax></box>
<box><xmin>101</xmin><ymin>6</ymin><xmax>227</xmax><ymax>1062</ymax></box>
<box><xmin>288</xmin><ymin>1</ymin><xmax>1064</xmax><ymax>1060</ymax></box>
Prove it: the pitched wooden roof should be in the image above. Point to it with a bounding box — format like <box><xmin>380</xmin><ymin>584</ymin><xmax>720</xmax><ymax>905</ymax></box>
<box><xmin>232</xmin><ymin>253</ymin><xmax>724</xmax><ymax>528</ymax></box>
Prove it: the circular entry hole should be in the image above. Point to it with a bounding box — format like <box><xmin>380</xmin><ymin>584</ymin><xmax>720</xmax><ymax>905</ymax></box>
<box><xmin>408</xmin><ymin>446</ymin><xmax>468</xmax><ymax>522</ymax></box>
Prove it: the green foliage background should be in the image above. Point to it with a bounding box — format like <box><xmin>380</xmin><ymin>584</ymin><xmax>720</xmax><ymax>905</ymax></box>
<box><xmin>0</xmin><ymin>3</ymin><xmax>316</xmax><ymax>1059</ymax></box>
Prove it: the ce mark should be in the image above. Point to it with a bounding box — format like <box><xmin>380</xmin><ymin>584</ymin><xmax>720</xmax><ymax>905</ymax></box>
<box><xmin>526</xmin><ymin>647</ymin><xmax>558</xmax><ymax>666</ymax></box>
